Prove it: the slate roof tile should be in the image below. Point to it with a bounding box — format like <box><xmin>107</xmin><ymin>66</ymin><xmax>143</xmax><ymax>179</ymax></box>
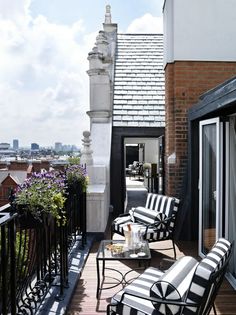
<box><xmin>113</xmin><ymin>34</ymin><xmax>165</xmax><ymax>128</ymax></box>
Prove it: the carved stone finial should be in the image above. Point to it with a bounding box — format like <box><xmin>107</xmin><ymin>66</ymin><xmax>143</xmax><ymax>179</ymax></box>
<box><xmin>104</xmin><ymin>4</ymin><xmax>112</xmax><ymax>24</ymax></box>
<box><xmin>80</xmin><ymin>131</ymin><xmax>93</xmax><ymax>166</ymax></box>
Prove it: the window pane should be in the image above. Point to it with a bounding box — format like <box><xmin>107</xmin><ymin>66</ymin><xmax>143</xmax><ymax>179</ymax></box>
<box><xmin>202</xmin><ymin>124</ymin><xmax>216</xmax><ymax>254</ymax></box>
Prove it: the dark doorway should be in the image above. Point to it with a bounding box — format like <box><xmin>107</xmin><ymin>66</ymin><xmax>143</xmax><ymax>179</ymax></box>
<box><xmin>110</xmin><ymin>126</ymin><xmax>165</xmax><ymax>217</ymax></box>
<box><xmin>126</xmin><ymin>145</ymin><xmax>139</xmax><ymax>168</ymax></box>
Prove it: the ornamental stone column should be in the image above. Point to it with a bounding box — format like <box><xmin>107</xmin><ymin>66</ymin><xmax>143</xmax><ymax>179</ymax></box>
<box><xmin>80</xmin><ymin>131</ymin><xmax>93</xmax><ymax>166</ymax></box>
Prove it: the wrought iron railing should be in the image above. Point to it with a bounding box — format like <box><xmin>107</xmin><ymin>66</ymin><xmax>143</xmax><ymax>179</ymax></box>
<box><xmin>0</xmin><ymin>189</ymin><xmax>86</xmax><ymax>315</ymax></box>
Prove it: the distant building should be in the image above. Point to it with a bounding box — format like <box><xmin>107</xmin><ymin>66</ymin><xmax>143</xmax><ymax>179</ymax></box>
<box><xmin>31</xmin><ymin>143</ymin><xmax>39</xmax><ymax>151</ymax></box>
<box><xmin>0</xmin><ymin>161</ymin><xmax>32</xmax><ymax>206</ymax></box>
<box><xmin>55</xmin><ymin>142</ymin><xmax>62</xmax><ymax>152</ymax></box>
<box><xmin>0</xmin><ymin>143</ymin><xmax>10</xmax><ymax>150</ymax></box>
<box><xmin>0</xmin><ymin>143</ymin><xmax>15</xmax><ymax>156</ymax></box>
<box><xmin>13</xmin><ymin>139</ymin><xmax>19</xmax><ymax>150</ymax></box>
<box><xmin>62</xmin><ymin>145</ymin><xmax>72</xmax><ymax>152</ymax></box>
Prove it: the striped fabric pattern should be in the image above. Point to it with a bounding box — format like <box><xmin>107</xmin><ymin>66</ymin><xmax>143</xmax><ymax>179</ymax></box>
<box><xmin>145</xmin><ymin>193</ymin><xmax>179</xmax><ymax>237</ymax></box>
<box><xmin>113</xmin><ymin>215</ymin><xmax>133</xmax><ymax>234</ymax></box>
<box><xmin>129</xmin><ymin>206</ymin><xmax>168</xmax><ymax>227</ymax></box>
<box><xmin>111</xmin><ymin>267</ymin><xmax>164</xmax><ymax>315</ymax></box>
<box><xmin>183</xmin><ymin>238</ymin><xmax>232</xmax><ymax>315</ymax></box>
<box><xmin>145</xmin><ymin>193</ymin><xmax>179</xmax><ymax>216</ymax></box>
<box><xmin>150</xmin><ymin>257</ymin><xmax>198</xmax><ymax>314</ymax></box>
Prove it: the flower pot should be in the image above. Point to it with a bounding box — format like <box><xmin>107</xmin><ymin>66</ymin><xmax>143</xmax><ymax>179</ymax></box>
<box><xmin>16</xmin><ymin>205</ymin><xmax>43</xmax><ymax>229</ymax></box>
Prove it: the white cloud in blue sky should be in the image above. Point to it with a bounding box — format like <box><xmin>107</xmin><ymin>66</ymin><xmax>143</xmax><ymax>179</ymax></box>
<box><xmin>0</xmin><ymin>0</ymin><xmax>163</xmax><ymax>147</ymax></box>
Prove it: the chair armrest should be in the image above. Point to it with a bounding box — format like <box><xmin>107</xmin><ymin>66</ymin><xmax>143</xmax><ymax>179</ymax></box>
<box><xmin>117</xmin><ymin>213</ymin><xmax>130</xmax><ymax>218</ymax></box>
<box><xmin>120</xmin><ymin>290</ymin><xmax>200</xmax><ymax>308</ymax></box>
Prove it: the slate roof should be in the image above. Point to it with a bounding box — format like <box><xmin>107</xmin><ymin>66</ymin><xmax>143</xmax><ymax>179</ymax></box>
<box><xmin>113</xmin><ymin>34</ymin><xmax>165</xmax><ymax>127</ymax></box>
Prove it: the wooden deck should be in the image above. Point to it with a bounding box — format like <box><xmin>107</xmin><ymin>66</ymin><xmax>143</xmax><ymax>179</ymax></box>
<box><xmin>66</xmin><ymin>237</ymin><xmax>236</xmax><ymax>315</ymax></box>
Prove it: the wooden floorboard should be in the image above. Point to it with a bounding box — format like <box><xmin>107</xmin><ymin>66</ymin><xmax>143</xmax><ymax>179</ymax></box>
<box><xmin>66</xmin><ymin>236</ymin><xmax>236</xmax><ymax>315</ymax></box>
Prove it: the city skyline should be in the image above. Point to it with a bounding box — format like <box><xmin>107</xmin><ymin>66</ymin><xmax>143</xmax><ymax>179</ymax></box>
<box><xmin>0</xmin><ymin>139</ymin><xmax>80</xmax><ymax>149</ymax></box>
<box><xmin>0</xmin><ymin>0</ymin><xmax>163</xmax><ymax>147</ymax></box>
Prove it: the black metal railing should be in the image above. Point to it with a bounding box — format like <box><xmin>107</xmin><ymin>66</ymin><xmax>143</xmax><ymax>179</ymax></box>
<box><xmin>0</xmin><ymin>206</ymin><xmax>17</xmax><ymax>314</ymax></box>
<box><xmin>0</xmin><ymin>188</ymin><xmax>86</xmax><ymax>315</ymax></box>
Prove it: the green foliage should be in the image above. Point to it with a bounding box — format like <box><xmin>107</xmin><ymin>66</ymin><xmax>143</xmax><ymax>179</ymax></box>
<box><xmin>68</xmin><ymin>156</ymin><xmax>80</xmax><ymax>165</ymax></box>
<box><xmin>14</xmin><ymin>171</ymin><xmax>67</xmax><ymax>225</ymax></box>
<box><xmin>65</xmin><ymin>164</ymin><xmax>88</xmax><ymax>192</ymax></box>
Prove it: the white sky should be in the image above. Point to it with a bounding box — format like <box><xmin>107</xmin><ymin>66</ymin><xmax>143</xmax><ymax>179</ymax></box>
<box><xmin>0</xmin><ymin>0</ymin><xmax>164</xmax><ymax>148</ymax></box>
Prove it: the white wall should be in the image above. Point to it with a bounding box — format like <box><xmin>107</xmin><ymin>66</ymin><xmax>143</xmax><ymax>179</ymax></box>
<box><xmin>124</xmin><ymin>138</ymin><xmax>159</xmax><ymax>164</ymax></box>
<box><xmin>163</xmin><ymin>0</ymin><xmax>236</xmax><ymax>66</ymax></box>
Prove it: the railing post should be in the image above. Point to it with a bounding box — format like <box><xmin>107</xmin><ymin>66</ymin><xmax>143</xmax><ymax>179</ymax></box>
<box><xmin>81</xmin><ymin>191</ymin><xmax>87</xmax><ymax>247</ymax></box>
<box><xmin>0</xmin><ymin>210</ymin><xmax>17</xmax><ymax>315</ymax></box>
<box><xmin>1</xmin><ymin>225</ymin><xmax>7</xmax><ymax>315</ymax></box>
<box><xmin>56</xmin><ymin>208</ymin><xmax>69</xmax><ymax>300</ymax></box>
<box><xmin>9</xmin><ymin>218</ymin><xmax>16</xmax><ymax>315</ymax></box>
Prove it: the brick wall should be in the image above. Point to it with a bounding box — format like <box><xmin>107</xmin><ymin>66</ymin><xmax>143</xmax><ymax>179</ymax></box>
<box><xmin>0</xmin><ymin>175</ymin><xmax>17</xmax><ymax>207</ymax></box>
<box><xmin>165</xmin><ymin>61</ymin><xmax>236</xmax><ymax>197</ymax></box>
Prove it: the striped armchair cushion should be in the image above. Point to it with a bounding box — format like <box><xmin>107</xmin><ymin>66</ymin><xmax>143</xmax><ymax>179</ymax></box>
<box><xmin>150</xmin><ymin>256</ymin><xmax>198</xmax><ymax>314</ymax></box>
<box><xmin>129</xmin><ymin>206</ymin><xmax>168</xmax><ymax>228</ymax></box>
<box><xmin>145</xmin><ymin>193</ymin><xmax>180</xmax><ymax>216</ymax></box>
<box><xmin>183</xmin><ymin>238</ymin><xmax>232</xmax><ymax>315</ymax></box>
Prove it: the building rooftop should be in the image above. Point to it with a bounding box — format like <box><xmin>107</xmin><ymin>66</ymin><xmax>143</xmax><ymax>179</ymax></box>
<box><xmin>113</xmin><ymin>34</ymin><xmax>165</xmax><ymax>127</ymax></box>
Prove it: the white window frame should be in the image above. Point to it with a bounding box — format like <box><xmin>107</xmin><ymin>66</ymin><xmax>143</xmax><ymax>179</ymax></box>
<box><xmin>199</xmin><ymin>118</ymin><xmax>222</xmax><ymax>257</ymax></box>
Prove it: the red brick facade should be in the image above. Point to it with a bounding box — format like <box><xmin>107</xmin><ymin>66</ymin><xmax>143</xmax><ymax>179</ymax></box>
<box><xmin>165</xmin><ymin>61</ymin><xmax>236</xmax><ymax>197</ymax></box>
<box><xmin>0</xmin><ymin>175</ymin><xmax>17</xmax><ymax>207</ymax></box>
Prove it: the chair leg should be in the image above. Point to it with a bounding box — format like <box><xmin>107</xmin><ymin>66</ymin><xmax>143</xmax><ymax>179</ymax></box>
<box><xmin>213</xmin><ymin>303</ymin><xmax>217</xmax><ymax>315</ymax></box>
<box><xmin>172</xmin><ymin>239</ymin><xmax>176</xmax><ymax>260</ymax></box>
<box><xmin>107</xmin><ymin>304</ymin><xmax>116</xmax><ymax>315</ymax></box>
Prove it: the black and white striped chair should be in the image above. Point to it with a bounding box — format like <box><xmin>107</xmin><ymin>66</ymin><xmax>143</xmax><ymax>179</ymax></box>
<box><xmin>111</xmin><ymin>193</ymin><xmax>180</xmax><ymax>259</ymax></box>
<box><xmin>107</xmin><ymin>238</ymin><xmax>232</xmax><ymax>315</ymax></box>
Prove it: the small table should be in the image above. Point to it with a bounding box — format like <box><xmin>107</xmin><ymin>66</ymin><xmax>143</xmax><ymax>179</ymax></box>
<box><xmin>96</xmin><ymin>239</ymin><xmax>151</xmax><ymax>298</ymax></box>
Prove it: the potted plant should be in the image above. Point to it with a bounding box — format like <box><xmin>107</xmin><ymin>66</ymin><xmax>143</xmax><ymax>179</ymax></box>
<box><xmin>65</xmin><ymin>164</ymin><xmax>88</xmax><ymax>194</ymax></box>
<box><xmin>14</xmin><ymin>171</ymin><xmax>67</xmax><ymax>226</ymax></box>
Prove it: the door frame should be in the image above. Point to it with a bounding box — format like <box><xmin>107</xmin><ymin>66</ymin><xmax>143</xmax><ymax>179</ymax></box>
<box><xmin>199</xmin><ymin>117</ymin><xmax>223</xmax><ymax>257</ymax></box>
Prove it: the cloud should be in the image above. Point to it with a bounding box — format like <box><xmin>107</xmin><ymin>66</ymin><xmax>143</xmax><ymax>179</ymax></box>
<box><xmin>126</xmin><ymin>13</ymin><xmax>163</xmax><ymax>34</ymax></box>
<box><xmin>0</xmin><ymin>0</ymin><xmax>31</xmax><ymax>21</ymax></box>
<box><xmin>0</xmin><ymin>0</ymin><xmax>93</xmax><ymax>147</ymax></box>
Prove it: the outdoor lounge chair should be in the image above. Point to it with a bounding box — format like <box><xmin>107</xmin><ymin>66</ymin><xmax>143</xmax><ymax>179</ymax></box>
<box><xmin>107</xmin><ymin>238</ymin><xmax>232</xmax><ymax>315</ymax></box>
<box><xmin>111</xmin><ymin>193</ymin><xmax>180</xmax><ymax>259</ymax></box>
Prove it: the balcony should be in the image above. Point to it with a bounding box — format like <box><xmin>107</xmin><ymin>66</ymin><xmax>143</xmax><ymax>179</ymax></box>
<box><xmin>1</xmin><ymin>192</ymin><xmax>236</xmax><ymax>314</ymax></box>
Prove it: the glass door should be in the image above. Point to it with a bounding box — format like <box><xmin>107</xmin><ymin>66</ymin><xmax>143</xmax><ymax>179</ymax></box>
<box><xmin>225</xmin><ymin>116</ymin><xmax>236</xmax><ymax>287</ymax></box>
<box><xmin>199</xmin><ymin>118</ymin><xmax>222</xmax><ymax>256</ymax></box>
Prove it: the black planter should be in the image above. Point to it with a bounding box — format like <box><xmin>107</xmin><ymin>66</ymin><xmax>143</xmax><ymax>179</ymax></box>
<box><xmin>16</xmin><ymin>205</ymin><xmax>43</xmax><ymax>229</ymax></box>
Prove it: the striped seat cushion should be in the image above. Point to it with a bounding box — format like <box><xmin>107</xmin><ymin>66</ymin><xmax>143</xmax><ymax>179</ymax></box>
<box><xmin>111</xmin><ymin>267</ymin><xmax>164</xmax><ymax>315</ymax></box>
<box><xmin>112</xmin><ymin>214</ymin><xmax>133</xmax><ymax>235</ymax></box>
<box><xmin>113</xmin><ymin>216</ymin><xmax>171</xmax><ymax>241</ymax></box>
<box><xmin>183</xmin><ymin>238</ymin><xmax>232</xmax><ymax>315</ymax></box>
